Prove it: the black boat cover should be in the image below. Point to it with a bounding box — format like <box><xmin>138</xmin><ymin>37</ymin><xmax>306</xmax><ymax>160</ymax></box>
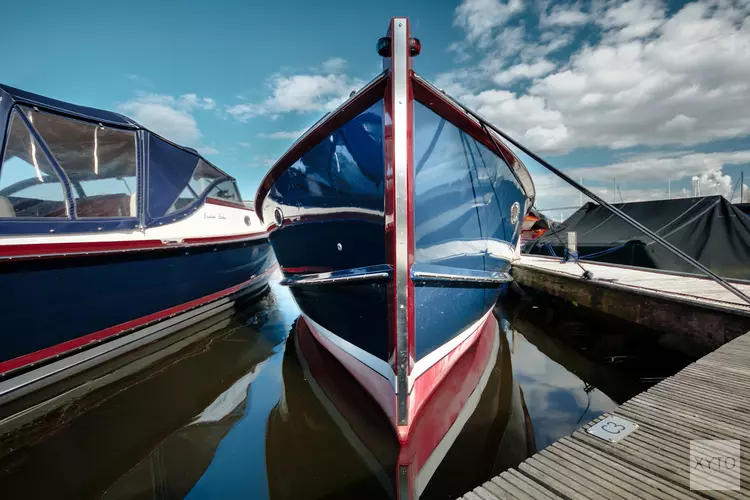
<box><xmin>526</xmin><ymin>196</ymin><xmax>750</xmax><ymax>280</ymax></box>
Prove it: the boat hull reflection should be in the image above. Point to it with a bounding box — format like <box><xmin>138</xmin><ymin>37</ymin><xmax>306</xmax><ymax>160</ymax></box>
<box><xmin>264</xmin><ymin>314</ymin><xmax>535</xmax><ymax>499</ymax></box>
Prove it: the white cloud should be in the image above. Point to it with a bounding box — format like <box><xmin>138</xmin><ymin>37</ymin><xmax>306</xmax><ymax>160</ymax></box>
<box><xmin>444</xmin><ymin>0</ymin><xmax>750</xmax><ymax>153</ymax></box>
<box><xmin>460</xmin><ymin>90</ymin><xmax>569</xmax><ymax>151</ymax></box>
<box><xmin>570</xmin><ymin>150</ymin><xmax>750</xmax><ymax>183</ymax></box>
<box><xmin>238</xmin><ymin>142</ymin><xmax>251</xmax><ymax>148</ymax></box>
<box><xmin>226</xmin><ymin>72</ymin><xmax>363</xmax><ymax>121</ymax></box>
<box><xmin>179</xmin><ymin>94</ymin><xmax>216</xmax><ymax>110</ymax></box>
<box><xmin>258</xmin><ymin>129</ymin><xmax>307</xmax><ymax>140</ymax></box>
<box><xmin>541</xmin><ymin>2</ymin><xmax>590</xmax><ymax>27</ymax></box>
<box><xmin>118</xmin><ymin>93</ymin><xmax>216</xmax><ymax>149</ymax></box>
<box><xmin>532</xmin><ymin>149</ymin><xmax>750</xmax><ymax>215</ymax></box>
<box><xmin>252</xmin><ymin>155</ymin><xmax>275</xmax><ymax>168</ymax></box>
<box><xmin>199</xmin><ymin>146</ymin><xmax>219</xmax><ymax>155</ymax></box>
<box><xmin>493</xmin><ymin>60</ymin><xmax>557</xmax><ymax>84</ymax></box>
<box><xmin>453</xmin><ymin>0</ymin><xmax>524</xmax><ymax>48</ymax></box>
<box><xmin>598</xmin><ymin>0</ymin><xmax>665</xmax><ymax>41</ymax></box>
<box><xmin>320</xmin><ymin>57</ymin><xmax>347</xmax><ymax>73</ymax></box>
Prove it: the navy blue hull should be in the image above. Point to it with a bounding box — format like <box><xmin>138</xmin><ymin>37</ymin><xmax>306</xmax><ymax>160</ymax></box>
<box><xmin>0</xmin><ymin>239</ymin><xmax>273</xmax><ymax>371</ymax></box>
<box><xmin>262</xmin><ymin>95</ymin><xmax>526</xmax><ymax>365</ymax></box>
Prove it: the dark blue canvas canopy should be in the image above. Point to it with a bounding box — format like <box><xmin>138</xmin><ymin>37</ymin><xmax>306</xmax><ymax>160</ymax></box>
<box><xmin>0</xmin><ymin>83</ymin><xmax>238</xmax><ymax>234</ymax></box>
<box><xmin>0</xmin><ymin>84</ymin><xmax>138</xmax><ymax>128</ymax></box>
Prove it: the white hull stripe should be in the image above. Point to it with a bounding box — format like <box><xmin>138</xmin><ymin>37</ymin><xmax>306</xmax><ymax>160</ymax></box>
<box><xmin>408</xmin><ymin>308</ymin><xmax>493</xmax><ymax>392</ymax></box>
<box><xmin>414</xmin><ymin>321</ymin><xmax>500</xmax><ymax>498</ymax></box>
<box><xmin>304</xmin><ymin>308</ymin><xmax>496</xmax><ymax>397</ymax></box>
<box><xmin>301</xmin><ymin>314</ymin><xmax>397</xmax><ymax>390</ymax></box>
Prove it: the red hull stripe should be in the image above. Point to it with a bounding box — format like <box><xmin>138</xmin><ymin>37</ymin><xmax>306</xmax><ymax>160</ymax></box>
<box><xmin>205</xmin><ymin>198</ymin><xmax>254</xmax><ymax>211</ymax></box>
<box><xmin>0</xmin><ymin>232</ymin><xmax>267</xmax><ymax>261</ymax></box>
<box><xmin>254</xmin><ymin>74</ymin><xmax>389</xmax><ymax>220</ymax></box>
<box><xmin>412</xmin><ymin>77</ymin><xmax>524</xmax><ymax>176</ymax></box>
<box><xmin>0</xmin><ymin>265</ymin><xmax>276</xmax><ymax>376</ymax></box>
<box><xmin>399</xmin><ymin>313</ymin><xmax>497</xmax><ymax>493</ymax></box>
<box><xmin>281</xmin><ymin>266</ymin><xmax>334</xmax><ymax>274</ymax></box>
<box><xmin>406</xmin><ymin>311</ymin><xmax>490</xmax><ymax>426</ymax></box>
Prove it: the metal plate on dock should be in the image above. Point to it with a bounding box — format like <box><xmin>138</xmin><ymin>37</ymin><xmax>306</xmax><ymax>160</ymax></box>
<box><xmin>586</xmin><ymin>415</ymin><xmax>638</xmax><ymax>443</ymax></box>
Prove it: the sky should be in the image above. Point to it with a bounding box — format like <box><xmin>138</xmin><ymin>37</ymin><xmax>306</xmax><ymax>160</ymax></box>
<box><xmin>2</xmin><ymin>0</ymin><xmax>749</xmax><ymax>217</ymax></box>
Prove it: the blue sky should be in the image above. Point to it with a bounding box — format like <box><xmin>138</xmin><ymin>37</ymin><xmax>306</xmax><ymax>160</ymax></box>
<box><xmin>3</xmin><ymin>0</ymin><xmax>749</xmax><ymax>217</ymax></box>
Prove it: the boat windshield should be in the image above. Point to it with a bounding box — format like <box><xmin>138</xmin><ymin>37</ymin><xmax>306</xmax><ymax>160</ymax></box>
<box><xmin>12</xmin><ymin>106</ymin><xmax>138</xmax><ymax>218</ymax></box>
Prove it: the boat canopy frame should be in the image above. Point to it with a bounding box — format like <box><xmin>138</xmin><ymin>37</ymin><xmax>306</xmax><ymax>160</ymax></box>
<box><xmin>0</xmin><ymin>84</ymin><xmax>244</xmax><ymax>235</ymax></box>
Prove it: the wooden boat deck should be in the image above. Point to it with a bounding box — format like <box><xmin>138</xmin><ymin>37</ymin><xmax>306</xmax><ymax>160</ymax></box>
<box><xmin>457</xmin><ymin>324</ymin><xmax>750</xmax><ymax>499</ymax></box>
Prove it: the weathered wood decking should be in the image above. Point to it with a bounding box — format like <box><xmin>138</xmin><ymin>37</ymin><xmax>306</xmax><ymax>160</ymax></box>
<box><xmin>513</xmin><ymin>256</ymin><xmax>750</xmax><ymax>348</ymax></box>
<box><xmin>458</xmin><ymin>329</ymin><xmax>750</xmax><ymax>500</ymax></box>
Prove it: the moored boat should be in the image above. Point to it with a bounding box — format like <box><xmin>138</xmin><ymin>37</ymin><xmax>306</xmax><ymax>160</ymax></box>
<box><xmin>0</xmin><ymin>84</ymin><xmax>275</xmax><ymax>385</ymax></box>
<box><xmin>254</xmin><ymin>17</ymin><xmax>534</xmax><ymax>499</ymax></box>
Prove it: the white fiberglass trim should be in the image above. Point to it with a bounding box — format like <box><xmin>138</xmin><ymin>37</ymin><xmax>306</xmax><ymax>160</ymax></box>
<box><xmin>415</xmin><ymin>239</ymin><xmax>515</xmax><ymax>264</ymax></box>
<box><xmin>294</xmin><ymin>333</ymin><xmax>395</xmax><ymax>495</ymax></box>
<box><xmin>191</xmin><ymin>358</ymin><xmax>270</xmax><ymax>424</ymax></box>
<box><xmin>0</xmin><ymin>203</ymin><xmax>265</xmax><ymax>248</ymax></box>
<box><xmin>302</xmin><ymin>314</ymin><xmax>396</xmax><ymax>390</ymax></box>
<box><xmin>415</xmin><ymin>322</ymin><xmax>499</xmax><ymax>498</ymax></box>
<box><xmin>407</xmin><ymin>308</ymin><xmax>493</xmax><ymax>392</ymax></box>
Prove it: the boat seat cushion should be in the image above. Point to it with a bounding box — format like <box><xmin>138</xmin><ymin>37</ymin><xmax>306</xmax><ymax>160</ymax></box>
<box><xmin>0</xmin><ymin>195</ymin><xmax>16</xmax><ymax>217</ymax></box>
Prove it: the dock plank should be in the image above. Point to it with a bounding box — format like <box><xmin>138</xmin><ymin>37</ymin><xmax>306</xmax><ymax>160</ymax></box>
<box><xmin>457</xmin><ymin>330</ymin><xmax>750</xmax><ymax>499</ymax></box>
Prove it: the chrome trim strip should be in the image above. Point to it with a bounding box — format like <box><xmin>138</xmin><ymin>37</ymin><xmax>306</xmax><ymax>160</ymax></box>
<box><xmin>280</xmin><ymin>264</ymin><xmax>392</xmax><ymax>287</ymax></box>
<box><xmin>415</xmin><ymin>322</ymin><xmax>499</xmax><ymax>498</ymax></box>
<box><xmin>392</xmin><ymin>17</ymin><xmax>411</xmax><ymax>427</ymax></box>
<box><xmin>411</xmin><ymin>264</ymin><xmax>512</xmax><ymax>285</ymax></box>
<box><xmin>398</xmin><ymin>465</ymin><xmax>410</xmax><ymax>500</ymax></box>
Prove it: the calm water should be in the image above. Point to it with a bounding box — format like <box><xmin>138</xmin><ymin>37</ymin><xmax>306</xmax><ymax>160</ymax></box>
<box><xmin>0</xmin><ymin>281</ymin><xmax>696</xmax><ymax>499</ymax></box>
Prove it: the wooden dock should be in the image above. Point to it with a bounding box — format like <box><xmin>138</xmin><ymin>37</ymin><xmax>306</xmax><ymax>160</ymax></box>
<box><xmin>458</xmin><ymin>329</ymin><xmax>750</xmax><ymax>500</ymax></box>
<box><xmin>513</xmin><ymin>255</ymin><xmax>750</xmax><ymax>349</ymax></box>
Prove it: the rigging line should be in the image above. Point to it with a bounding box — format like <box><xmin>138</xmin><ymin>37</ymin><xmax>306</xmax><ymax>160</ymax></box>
<box><xmin>645</xmin><ymin>198</ymin><xmax>721</xmax><ymax>247</ymax></box>
<box><xmin>579</xmin><ymin>195</ymin><xmax>710</xmax><ymax>251</ymax></box>
<box><xmin>650</xmin><ymin>197</ymin><xmax>705</xmax><ymax>235</ymax></box>
<box><xmin>730</xmin><ymin>175</ymin><xmax>741</xmax><ymax>202</ymax></box>
<box><xmin>453</xmin><ymin>100</ymin><xmax>750</xmax><ymax>305</ymax></box>
<box><xmin>481</xmin><ymin>124</ymin><xmax>591</xmax><ymax>275</ymax></box>
<box><xmin>576</xmin><ymin>383</ymin><xmax>594</xmax><ymax>425</ymax></box>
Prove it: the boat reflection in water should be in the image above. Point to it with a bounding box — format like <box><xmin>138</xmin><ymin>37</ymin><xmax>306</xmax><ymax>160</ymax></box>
<box><xmin>265</xmin><ymin>311</ymin><xmax>535</xmax><ymax>500</ymax></box>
